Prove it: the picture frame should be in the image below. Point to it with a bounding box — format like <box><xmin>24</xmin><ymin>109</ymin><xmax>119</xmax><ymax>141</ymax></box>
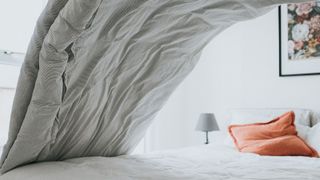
<box><xmin>279</xmin><ymin>3</ymin><xmax>320</xmax><ymax>77</ymax></box>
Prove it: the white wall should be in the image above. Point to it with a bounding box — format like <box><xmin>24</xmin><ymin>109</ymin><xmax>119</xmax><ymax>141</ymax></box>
<box><xmin>148</xmin><ymin>8</ymin><xmax>320</xmax><ymax>151</ymax></box>
<box><xmin>0</xmin><ymin>0</ymin><xmax>47</xmax><ymax>52</ymax></box>
<box><xmin>0</xmin><ymin>0</ymin><xmax>46</xmax><ymax>88</ymax></box>
<box><xmin>0</xmin><ymin>1</ymin><xmax>46</xmax><ymax>146</ymax></box>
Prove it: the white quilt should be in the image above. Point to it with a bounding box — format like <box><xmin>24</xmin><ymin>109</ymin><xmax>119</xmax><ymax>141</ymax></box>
<box><xmin>1</xmin><ymin>144</ymin><xmax>319</xmax><ymax>180</ymax></box>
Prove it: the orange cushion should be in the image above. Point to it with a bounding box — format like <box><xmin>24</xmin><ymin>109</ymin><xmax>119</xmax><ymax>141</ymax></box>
<box><xmin>228</xmin><ymin>111</ymin><xmax>318</xmax><ymax>157</ymax></box>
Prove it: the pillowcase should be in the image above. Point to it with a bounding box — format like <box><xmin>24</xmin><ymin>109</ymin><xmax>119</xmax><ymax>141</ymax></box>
<box><xmin>228</xmin><ymin>112</ymin><xmax>318</xmax><ymax>157</ymax></box>
<box><xmin>311</xmin><ymin>111</ymin><xmax>320</xmax><ymax>126</ymax></box>
<box><xmin>301</xmin><ymin>123</ymin><xmax>320</xmax><ymax>153</ymax></box>
<box><xmin>224</xmin><ymin>109</ymin><xmax>312</xmax><ymax>148</ymax></box>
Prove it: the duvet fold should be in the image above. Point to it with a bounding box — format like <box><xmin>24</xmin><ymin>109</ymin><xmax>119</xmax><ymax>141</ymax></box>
<box><xmin>0</xmin><ymin>0</ymin><xmax>311</xmax><ymax>173</ymax></box>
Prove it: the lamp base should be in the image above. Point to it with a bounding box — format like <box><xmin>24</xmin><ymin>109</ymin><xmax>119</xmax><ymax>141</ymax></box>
<box><xmin>205</xmin><ymin>131</ymin><xmax>209</xmax><ymax>144</ymax></box>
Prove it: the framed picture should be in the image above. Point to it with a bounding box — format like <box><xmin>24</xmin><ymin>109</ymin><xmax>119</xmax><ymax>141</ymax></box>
<box><xmin>279</xmin><ymin>2</ymin><xmax>320</xmax><ymax>77</ymax></box>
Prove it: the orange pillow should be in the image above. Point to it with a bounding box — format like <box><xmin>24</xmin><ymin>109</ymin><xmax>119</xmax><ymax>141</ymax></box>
<box><xmin>228</xmin><ymin>111</ymin><xmax>318</xmax><ymax>157</ymax></box>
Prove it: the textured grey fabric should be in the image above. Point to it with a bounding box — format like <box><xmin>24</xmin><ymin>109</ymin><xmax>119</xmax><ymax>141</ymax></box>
<box><xmin>0</xmin><ymin>0</ymin><xmax>311</xmax><ymax>173</ymax></box>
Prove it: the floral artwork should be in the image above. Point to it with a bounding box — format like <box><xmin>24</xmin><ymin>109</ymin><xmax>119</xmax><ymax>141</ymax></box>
<box><xmin>287</xmin><ymin>2</ymin><xmax>320</xmax><ymax>60</ymax></box>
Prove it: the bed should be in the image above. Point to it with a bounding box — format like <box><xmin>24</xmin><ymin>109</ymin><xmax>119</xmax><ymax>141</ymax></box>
<box><xmin>1</xmin><ymin>108</ymin><xmax>320</xmax><ymax>179</ymax></box>
<box><xmin>1</xmin><ymin>138</ymin><xmax>320</xmax><ymax>180</ymax></box>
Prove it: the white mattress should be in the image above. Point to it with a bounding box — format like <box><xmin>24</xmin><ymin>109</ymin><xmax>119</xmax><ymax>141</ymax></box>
<box><xmin>1</xmin><ymin>143</ymin><xmax>320</xmax><ymax>180</ymax></box>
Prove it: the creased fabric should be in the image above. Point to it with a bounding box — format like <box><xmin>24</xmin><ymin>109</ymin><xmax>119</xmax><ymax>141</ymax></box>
<box><xmin>0</xmin><ymin>0</ymin><xmax>311</xmax><ymax>173</ymax></box>
<box><xmin>2</xmin><ymin>144</ymin><xmax>320</xmax><ymax>180</ymax></box>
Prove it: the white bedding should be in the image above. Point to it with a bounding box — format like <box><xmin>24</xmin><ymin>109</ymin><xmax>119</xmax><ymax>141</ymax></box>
<box><xmin>1</xmin><ymin>143</ymin><xmax>319</xmax><ymax>180</ymax></box>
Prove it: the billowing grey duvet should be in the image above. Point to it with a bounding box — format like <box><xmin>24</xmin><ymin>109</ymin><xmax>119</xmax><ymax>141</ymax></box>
<box><xmin>0</xmin><ymin>0</ymin><xmax>311</xmax><ymax>173</ymax></box>
<box><xmin>2</xmin><ymin>144</ymin><xmax>320</xmax><ymax>180</ymax></box>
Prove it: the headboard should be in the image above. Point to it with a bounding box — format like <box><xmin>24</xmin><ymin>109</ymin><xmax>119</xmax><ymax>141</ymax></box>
<box><xmin>227</xmin><ymin>108</ymin><xmax>318</xmax><ymax>128</ymax></box>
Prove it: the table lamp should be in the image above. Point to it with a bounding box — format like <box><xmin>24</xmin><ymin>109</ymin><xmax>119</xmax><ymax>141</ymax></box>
<box><xmin>195</xmin><ymin>113</ymin><xmax>219</xmax><ymax>144</ymax></box>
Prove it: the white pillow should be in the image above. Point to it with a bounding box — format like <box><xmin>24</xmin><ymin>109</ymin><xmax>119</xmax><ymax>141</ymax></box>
<box><xmin>304</xmin><ymin>123</ymin><xmax>320</xmax><ymax>153</ymax></box>
<box><xmin>224</xmin><ymin>109</ymin><xmax>313</xmax><ymax>148</ymax></box>
<box><xmin>311</xmin><ymin>111</ymin><xmax>320</xmax><ymax>127</ymax></box>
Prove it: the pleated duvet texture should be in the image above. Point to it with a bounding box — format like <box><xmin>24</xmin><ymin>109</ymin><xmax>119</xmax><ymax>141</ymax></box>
<box><xmin>0</xmin><ymin>0</ymin><xmax>311</xmax><ymax>173</ymax></box>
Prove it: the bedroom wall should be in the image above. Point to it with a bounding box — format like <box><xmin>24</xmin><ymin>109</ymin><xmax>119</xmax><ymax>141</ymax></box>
<box><xmin>0</xmin><ymin>0</ymin><xmax>46</xmax><ymax>87</ymax></box>
<box><xmin>0</xmin><ymin>0</ymin><xmax>47</xmax><ymax>52</ymax></box>
<box><xmin>148</xmin><ymin>7</ymin><xmax>320</xmax><ymax>150</ymax></box>
<box><xmin>0</xmin><ymin>0</ymin><xmax>46</xmax><ymax>146</ymax></box>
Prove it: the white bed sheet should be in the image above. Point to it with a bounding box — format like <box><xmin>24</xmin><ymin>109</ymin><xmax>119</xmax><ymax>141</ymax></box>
<box><xmin>1</xmin><ymin>143</ymin><xmax>319</xmax><ymax>180</ymax></box>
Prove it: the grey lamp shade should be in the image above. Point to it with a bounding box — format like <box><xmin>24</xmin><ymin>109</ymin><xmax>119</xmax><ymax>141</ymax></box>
<box><xmin>195</xmin><ymin>113</ymin><xmax>219</xmax><ymax>132</ymax></box>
